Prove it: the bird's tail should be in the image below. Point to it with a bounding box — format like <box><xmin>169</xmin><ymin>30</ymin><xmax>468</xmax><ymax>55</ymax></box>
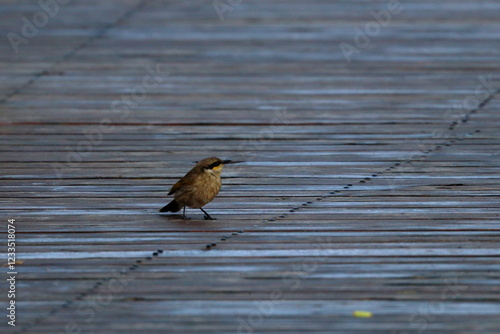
<box><xmin>159</xmin><ymin>199</ymin><xmax>181</xmax><ymax>212</ymax></box>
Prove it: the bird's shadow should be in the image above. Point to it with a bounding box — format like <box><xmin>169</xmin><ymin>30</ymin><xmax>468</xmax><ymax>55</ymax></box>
<box><xmin>157</xmin><ymin>213</ymin><xmax>214</xmax><ymax>227</ymax></box>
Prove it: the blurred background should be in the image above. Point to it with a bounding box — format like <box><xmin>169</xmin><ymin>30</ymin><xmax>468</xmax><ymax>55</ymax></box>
<box><xmin>1</xmin><ymin>1</ymin><xmax>499</xmax><ymax>333</ymax></box>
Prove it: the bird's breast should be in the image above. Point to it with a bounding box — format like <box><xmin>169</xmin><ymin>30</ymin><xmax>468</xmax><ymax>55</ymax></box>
<box><xmin>174</xmin><ymin>173</ymin><xmax>222</xmax><ymax>208</ymax></box>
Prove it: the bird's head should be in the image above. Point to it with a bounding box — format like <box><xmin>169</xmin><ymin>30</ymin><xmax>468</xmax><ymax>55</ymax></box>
<box><xmin>197</xmin><ymin>157</ymin><xmax>232</xmax><ymax>175</ymax></box>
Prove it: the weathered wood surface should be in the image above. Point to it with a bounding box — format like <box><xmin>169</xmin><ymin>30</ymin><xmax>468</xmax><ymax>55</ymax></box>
<box><xmin>1</xmin><ymin>0</ymin><xmax>499</xmax><ymax>333</ymax></box>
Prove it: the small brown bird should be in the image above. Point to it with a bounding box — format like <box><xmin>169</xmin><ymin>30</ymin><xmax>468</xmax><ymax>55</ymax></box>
<box><xmin>159</xmin><ymin>157</ymin><xmax>232</xmax><ymax>220</ymax></box>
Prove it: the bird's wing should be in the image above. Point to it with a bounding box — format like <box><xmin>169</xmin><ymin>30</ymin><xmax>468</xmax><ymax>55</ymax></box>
<box><xmin>168</xmin><ymin>178</ymin><xmax>185</xmax><ymax>195</ymax></box>
<box><xmin>168</xmin><ymin>170</ymin><xmax>197</xmax><ymax>195</ymax></box>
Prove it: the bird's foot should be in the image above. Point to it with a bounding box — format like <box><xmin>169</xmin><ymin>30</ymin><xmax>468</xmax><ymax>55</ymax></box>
<box><xmin>204</xmin><ymin>215</ymin><xmax>216</xmax><ymax>220</ymax></box>
<box><xmin>181</xmin><ymin>215</ymin><xmax>191</xmax><ymax>221</ymax></box>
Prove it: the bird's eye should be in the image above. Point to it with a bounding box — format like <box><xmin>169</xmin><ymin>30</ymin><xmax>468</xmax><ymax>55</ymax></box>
<box><xmin>206</xmin><ymin>161</ymin><xmax>222</xmax><ymax>169</ymax></box>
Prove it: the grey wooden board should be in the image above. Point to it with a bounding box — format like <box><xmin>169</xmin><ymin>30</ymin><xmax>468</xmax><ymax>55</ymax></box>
<box><xmin>1</xmin><ymin>0</ymin><xmax>500</xmax><ymax>333</ymax></box>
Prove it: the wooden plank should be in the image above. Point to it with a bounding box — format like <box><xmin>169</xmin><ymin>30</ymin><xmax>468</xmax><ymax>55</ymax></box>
<box><xmin>1</xmin><ymin>0</ymin><xmax>499</xmax><ymax>333</ymax></box>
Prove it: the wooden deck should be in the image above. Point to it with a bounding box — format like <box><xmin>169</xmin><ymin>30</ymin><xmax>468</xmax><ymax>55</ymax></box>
<box><xmin>1</xmin><ymin>0</ymin><xmax>499</xmax><ymax>333</ymax></box>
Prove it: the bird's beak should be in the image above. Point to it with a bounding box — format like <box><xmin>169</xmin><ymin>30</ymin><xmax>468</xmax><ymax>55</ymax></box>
<box><xmin>222</xmin><ymin>160</ymin><xmax>243</xmax><ymax>165</ymax></box>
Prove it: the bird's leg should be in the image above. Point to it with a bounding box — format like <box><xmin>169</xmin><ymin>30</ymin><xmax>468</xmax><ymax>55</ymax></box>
<box><xmin>200</xmin><ymin>207</ymin><xmax>216</xmax><ymax>220</ymax></box>
<box><xmin>181</xmin><ymin>206</ymin><xmax>190</xmax><ymax>220</ymax></box>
